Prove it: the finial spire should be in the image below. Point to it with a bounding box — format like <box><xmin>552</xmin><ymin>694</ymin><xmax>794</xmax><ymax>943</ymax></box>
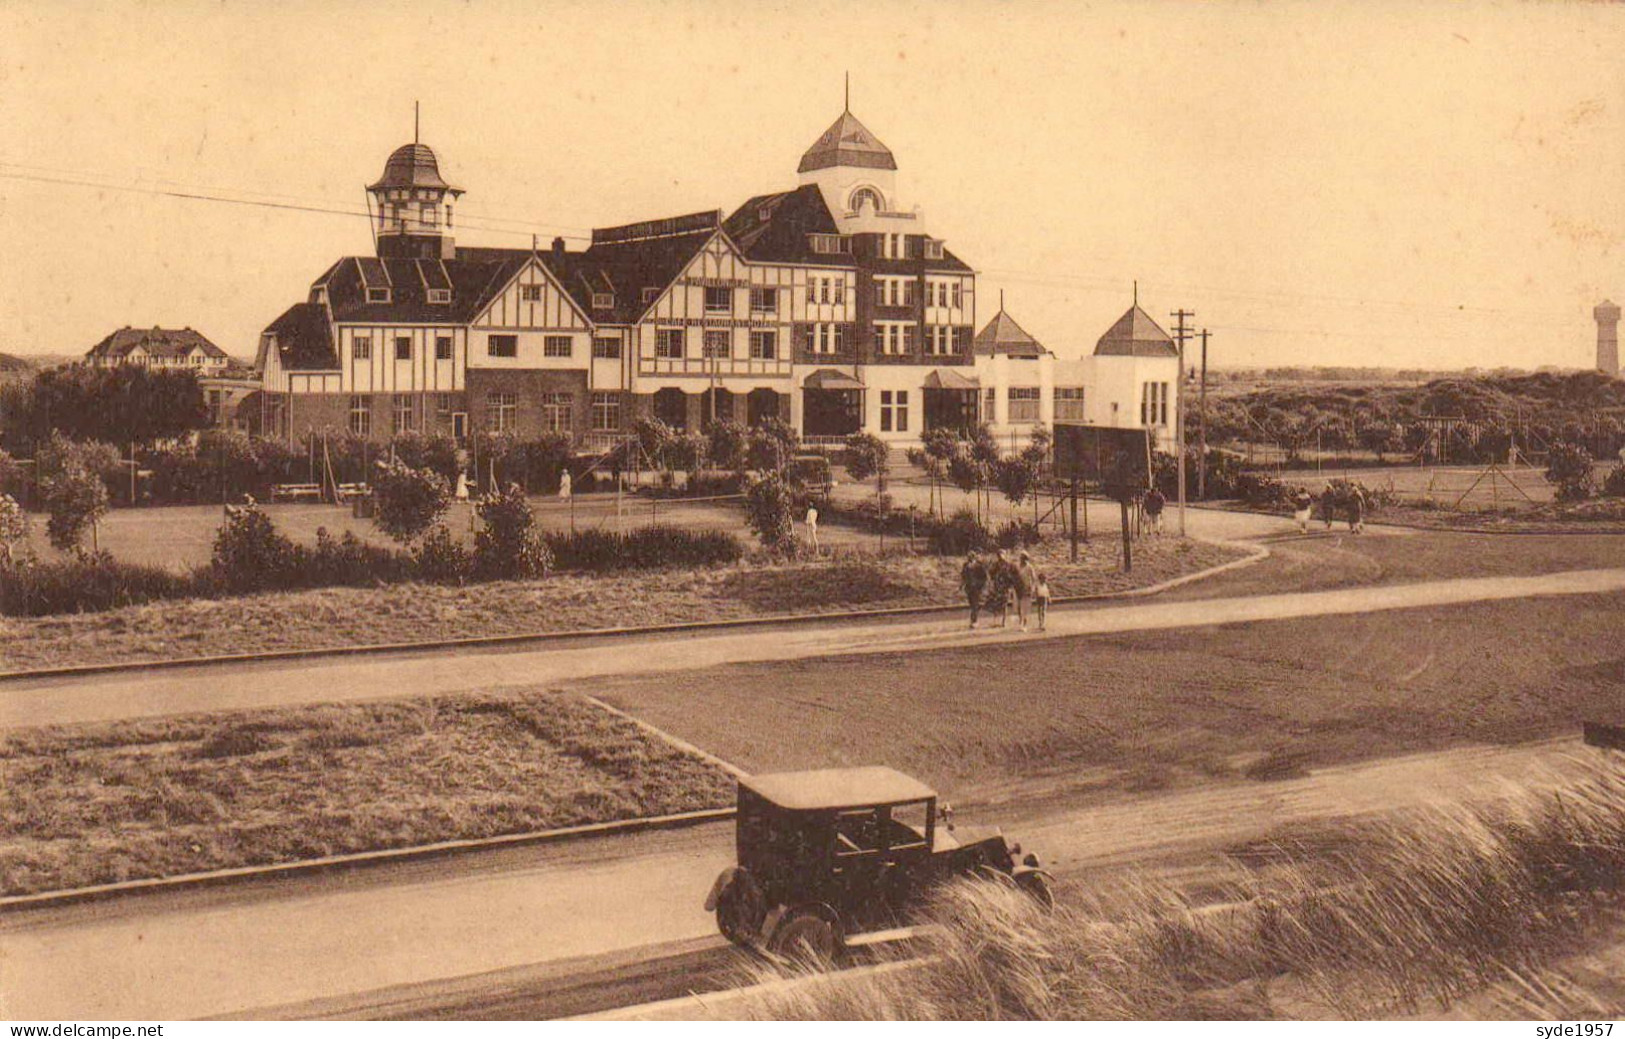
<box><xmin>1000</xmin><ymin>288</ymin><xmax>1005</xmax><ymax>312</ymax></box>
<box><xmin>1133</xmin><ymin>279</ymin><xmax>1138</xmax><ymax>306</ymax></box>
<box><xmin>844</xmin><ymin>72</ymin><xmax>850</xmax><ymax>112</ymax></box>
<box><xmin>414</xmin><ymin>101</ymin><xmax>420</xmax><ymax>144</ymax></box>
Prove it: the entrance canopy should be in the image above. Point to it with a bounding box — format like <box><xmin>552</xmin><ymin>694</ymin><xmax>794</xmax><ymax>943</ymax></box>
<box><xmin>923</xmin><ymin>370</ymin><xmax>980</xmax><ymax>390</ymax></box>
<box><xmin>803</xmin><ymin>368</ymin><xmax>865</xmax><ymax>391</ymax></box>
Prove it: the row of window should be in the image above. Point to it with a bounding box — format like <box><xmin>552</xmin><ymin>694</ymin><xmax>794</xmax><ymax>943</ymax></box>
<box><xmin>364</xmin><ymin>286</ymin><xmax>452</xmax><ymax>305</ymax></box>
<box><xmin>1140</xmin><ymin>381</ymin><xmax>1170</xmax><ymax>427</ymax></box>
<box><xmin>871</xmin><ymin>278</ymin><xmax>965</xmax><ymax>310</ymax></box>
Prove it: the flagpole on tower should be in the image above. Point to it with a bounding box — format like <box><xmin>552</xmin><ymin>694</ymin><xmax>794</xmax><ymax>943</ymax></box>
<box><xmin>414</xmin><ymin>101</ymin><xmax>420</xmax><ymax>144</ymax></box>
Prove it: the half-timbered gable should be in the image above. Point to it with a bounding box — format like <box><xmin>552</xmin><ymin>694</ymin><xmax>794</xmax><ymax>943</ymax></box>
<box><xmin>467</xmin><ymin>255</ymin><xmax>593</xmax><ymax>369</ymax></box>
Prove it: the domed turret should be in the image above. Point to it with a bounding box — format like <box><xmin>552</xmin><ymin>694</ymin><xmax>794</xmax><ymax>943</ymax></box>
<box><xmin>367</xmin><ymin>138</ymin><xmax>463</xmax><ymax>260</ymax></box>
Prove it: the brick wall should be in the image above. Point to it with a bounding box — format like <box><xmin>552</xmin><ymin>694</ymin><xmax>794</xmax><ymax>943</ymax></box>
<box><xmin>465</xmin><ymin>369</ymin><xmax>590</xmax><ymax>438</ymax></box>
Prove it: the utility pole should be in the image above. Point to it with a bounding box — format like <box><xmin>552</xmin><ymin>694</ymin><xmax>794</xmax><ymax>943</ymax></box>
<box><xmin>1170</xmin><ymin>309</ymin><xmax>1195</xmax><ymax>537</ymax></box>
<box><xmin>1196</xmin><ymin>328</ymin><xmax>1211</xmax><ymax>501</ymax></box>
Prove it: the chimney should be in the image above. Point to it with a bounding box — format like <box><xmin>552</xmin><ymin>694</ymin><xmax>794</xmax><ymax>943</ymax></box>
<box><xmin>551</xmin><ymin>236</ymin><xmax>566</xmax><ymax>260</ymax></box>
<box><xmin>1596</xmin><ymin>300</ymin><xmax>1621</xmax><ymax>374</ymax></box>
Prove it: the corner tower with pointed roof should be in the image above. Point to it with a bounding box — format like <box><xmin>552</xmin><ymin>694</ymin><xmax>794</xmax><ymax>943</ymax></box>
<box><xmin>797</xmin><ymin>100</ymin><xmax>909</xmax><ymax>234</ymax></box>
<box><xmin>368</xmin><ymin>139</ymin><xmax>464</xmax><ymax>261</ymax></box>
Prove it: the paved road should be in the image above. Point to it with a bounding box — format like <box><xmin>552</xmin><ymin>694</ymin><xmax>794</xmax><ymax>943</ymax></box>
<box><xmin>0</xmin><ymin>737</ymin><xmax>1588</xmax><ymax>1020</ymax></box>
<box><xmin>3</xmin><ymin>560</ymin><xmax>1622</xmax><ymax>731</ymax></box>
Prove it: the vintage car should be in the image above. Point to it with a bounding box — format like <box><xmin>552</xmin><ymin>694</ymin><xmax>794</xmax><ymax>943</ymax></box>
<box><xmin>704</xmin><ymin>766</ymin><xmax>1052</xmax><ymax>960</ymax></box>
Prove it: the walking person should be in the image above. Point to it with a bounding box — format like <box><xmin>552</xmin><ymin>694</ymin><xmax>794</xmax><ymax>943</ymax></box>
<box><xmin>1034</xmin><ymin>571</ymin><xmax>1051</xmax><ymax>632</ymax></box>
<box><xmin>1013</xmin><ymin>550</ymin><xmax>1039</xmax><ymax>633</ymax></box>
<box><xmin>1143</xmin><ymin>486</ymin><xmax>1166</xmax><ymax>535</ymax></box>
<box><xmin>454</xmin><ymin>470</ymin><xmax>470</xmax><ymax>503</ymax></box>
<box><xmin>1320</xmin><ymin>483</ymin><xmax>1338</xmax><ymax>530</ymax></box>
<box><xmin>988</xmin><ymin>549</ymin><xmax>1015</xmax><ymax>628</ymax></box>
<box><xmin>1290</xmin><ymin>487</ymin><xmax>1314</xmax><ymax>534</ymax></box>
<box><xmin>960</xmin><ymin>550</ymin><xmax>988</xmax><ymax>629</ymax></box>
<box><xmin>1347</xmin><ymin>486</ymin><xmax>1366</xmax><ymax>534</ymax></box>
<box><xmin>804</xmin><ymin>502</ymin><xmax>820</xmax><ymax>554</ymax></box>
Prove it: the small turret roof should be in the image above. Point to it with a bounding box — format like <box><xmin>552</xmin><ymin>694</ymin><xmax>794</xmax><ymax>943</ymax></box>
<box><xmin>974</xmin><ymin>310</ymin><xmax>1050</xmax><ymax>358</ymax></box>
<box><xmin>368</xmin><ymin>143</ymin><xmax>460</xmax><ymax>193</ymax></box>
<box><xmin>1095</xmin><ymin>304</ymin><xmax>1179</xmax><ymax>358</ymax></box>
<box><xmin>798</xmin><ymin>110</ymin><xmax>897</xmax><ymax>173</ymax></box>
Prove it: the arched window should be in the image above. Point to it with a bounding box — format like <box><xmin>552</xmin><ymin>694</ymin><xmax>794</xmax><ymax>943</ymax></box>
<box><xmin>848</xmin><ymin>187</ymin><xmax>884</xmax><ymax>214</ymax></box>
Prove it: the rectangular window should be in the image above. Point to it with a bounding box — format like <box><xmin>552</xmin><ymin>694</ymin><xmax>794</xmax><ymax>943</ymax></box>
<box><xmin>366</xmin><ymin>287</ymin><xmax>391</xmax><ymax>304</ymax></box>
<box><xmin>592</xmin><ymin>336</ymin><xmax>621</xmax><ymax>359</ymax></box>
<box><xmin>419</xmin><ymin>203</ymin><xmax>437</xmax><ymax>227</ymax></box>
<box><xmin>435</xmin><ymin>336</ymin><xmax>453</xmax><ymax>361</ymax></box>
<box><xmin>749</xmin><ymin>330</ymin><xmax>777</xmax><ymax>360</ymax></box>
<box><xmin>819</xmin><ymin>278</ymin><xmax>831</xmax><ymax>305</ymax></box>
<box><xmin>703</xmin><ymin>330</ymin><xmax>731</xmax><ymax>359</ymax></box>
<box><xmin>488</xmin><ymin>334</ymin><xmax>518</xmax><ymax>358</ymax></box>
<box><xmin>874</xmin><ymin>277</ymin><xmax>890</xmax><ymax>306</ymax></box>
<box><xmin>833</xmin><ymin>279</ymin><xmax>845</xmax><ymax>306</ymax></box>
<box><xmin>903</xmin><ymin>280</ymin><xmax>917</xmax><ymax>307</ymax></box>
<box><xmin>394</xmin><ymin>336</ymin><xmax>412</xmax><ymax>361</ymax></box>
<box><xmin>902</xmin><ymin>325</ymin><xmax>916</xmax><ymax>353</ymax></box>
<box><xmin>656</xmin><ymin>328</ymin><xmax>685</xmax><ymax>359</ymax></box>
<box><xmin>592</xmin><ymin>292</ymin><xmax>614</xmax><ymax>309</ymax></box>
<box><xmin>488</xmin><ymin>391</ymin><xmax>517</xmax><ymax>432</ymax></box>
<box><xmin>880</xmin><ymin>390</ymin><xmax>910</xmax><ymax>433</ymax></box>
<box><xmin>1055</xmin><ymin>387</ymin><xmax>1086</xmax><ymax>421</ymax></box>
<box><xmin>521</xmin><ymin>284</ymin><xmax>543</xmax><ymax>302</ymax></box>
<box><xmin>642</xmin><ymin>286</ymin><xmax>660</xmax><ymax>305</ymax></box>
<box><xmin>1009</xmin><ymin>387</ymin><xmax>1041</xmax><ymax>424</ymax></box>
<box><xmin>875</xmin><ymin>323</ymin><xmax>908</xmax><ymax>355</ymax></box>
<box><xmin>541</xmin><ymin>392</ymin><xmax>573</xmax><ymax>433</ymax></box>
<box><xmin>591</xmin><ymin>391</ymin><xmax>620</xmax><ymax>431</ymax></box>
<box><xmin>393</xmin><ymin>394</ymin><xmax>416</xmax><ymax>434</ymax></box>
<box><xmin>352</xmin><ymin>336</ymin><xmax>372</xmax><ymax>361</ymax></box>
<box><xmin>436</xmin><ymin>393</ymin><xmax>454</xmax><ymax>417</ymax></box>
<box><xmin>704</xmin><ymin>286</ymin><xmax>732</xmax><ymax>314</ymax></box>
<box><xmin>1140</xmin><ymin>382</ymin><xmax>1169</xmax><ymax>426</ymax></box>
<box><xmin>427</xmin><ymin>288</ymin><xmax>451</xmax><ymax>304</ymax></box>
<box><xmin>807</xmin><ymin>279</ymin><xmax>819</xmax><ymax>305</ymax></box>
<box><xmin>349</xmin><ymin>396</ymin><xmax>370</xmax><ymax>436</ymax></box>
<box><xmin>952</xmin><ymin>284</ymin><xmax>963</xmax><ymax>309</ymax></box>
<box><xmin>543</xmin><ymin>335</ymin><xmax>573</xmax><ymax>358</ymax></box>
<box><xmin>984</xmin><ymin>386</ymin><xmax>998</xmax><ymax>423</ymax></box>
<box><xmin>924</xmin><ymin>239</ymin><xmax>944</xmax><ymax>260</ymax></box>
<box><xmin>749</xmin><ymin>287</ymin><xmax>778</xmax><ymax>313</ymax></box>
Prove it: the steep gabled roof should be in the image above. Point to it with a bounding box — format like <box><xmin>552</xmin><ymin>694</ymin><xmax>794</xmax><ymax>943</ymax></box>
<box><xmin>1095</xmin><ymin>304</ymin><xmax>1179</xmax><ymax>358</ymax></box>
<box><xmin>798</xmin><ymin>110</ymin><xmax>897</xmax><ymax>173</ymax></box>
<box><xmin>722</xmin><ymin>184</ymin><xmax>972</xmax><ymax>272</ymax></box>
<box><xmin>974</xmin><ymin>310</ymin><xmax>1050</xmax><ymax>358</ymax></box>
<box><xmin>262</xmin><ymin>303</ymin><xmax>337</xmax><ymax>371</ymax></box>
<box><xmin>86</xmin><ymin>326</ymin><xmax>228</xmax><ymax>361</ymax></box>
<box><xmin>322</xmin><ymin>254</ymin><xmax>528</xmax><ymax>324</ymax></box>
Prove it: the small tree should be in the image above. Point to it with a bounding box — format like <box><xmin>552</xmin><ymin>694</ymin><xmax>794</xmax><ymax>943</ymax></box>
<box><xmin>748</xmin><ymin>417</ymin><xmax>800</xmax><ymax>474</ymax></box>
<box><xmin>474</xmin><ymin>482</ymin><xmax>552</xmax><ymax>579</ymax></box>
<box><xmin>920</xmin><ymin>427</ymin><xmax>959</xmax><ymax>518</ymax></box>
<box><xmin>371</xmin><ymin>459</ymin><xmax>451</xmax><ymax>544</ymax></box>
<box><xmin>707</xmin><ymin>420</ymin><xmax>748</xmax><ymax>474</ymax></box>
<box><xmin>843</xmin><ymin>431</ymin><xmax>889</xmax><ymax>491</ymax></box>
<box><xmin>210</xmin><ymin>501</ymin><xmax>297</xmax><ymax>592</ymax></box>
<box><xmin>1358</xmin><ymin>421</ymin><xmax>1400</xmax><ymax>463</ymax></box>
<box><xmin>41</xmin><ymin>464</ymin><xmax>108</xmax><ymax>554</ymax></box>
<box><xmin>632</xmin><ymin>416</ymin><xmax>675</xmax><ymax>473</ymax></box>
<box><xmin>744</xmin><ymin>472</ymin><xmax>798</xmax><ymax>552</ymax></box>
<box><xmin>0</xmin><ymin>492</ymin><xmax>27</xmax><ymax>568</ymax></box>
<box><xmin>993</xmin><ymin>454</ymin><xmax>1039</xmax><ymax>514</ymax></box>
<box><xmin>1545</xmin><ymin>441</ymin><xmax>1595</xmax><ymax>502</ymax></box>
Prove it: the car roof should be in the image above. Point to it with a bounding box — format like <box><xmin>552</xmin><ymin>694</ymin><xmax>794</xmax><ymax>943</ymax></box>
<box><xmin>741</xmin><ymin>767</ymin><xmax>937</xmax><ymax>811</ymax></box>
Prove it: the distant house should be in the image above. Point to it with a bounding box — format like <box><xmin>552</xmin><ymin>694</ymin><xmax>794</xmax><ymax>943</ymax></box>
<box><xmin>86</xmin><ymin>326</ymin><xmax>230</xmax><ymax>373</ymax></box>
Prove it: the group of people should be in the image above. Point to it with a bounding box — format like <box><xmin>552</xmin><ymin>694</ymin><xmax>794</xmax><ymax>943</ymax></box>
<box><xmin>959</xmin><ymin>548</ymin><xmax>1051</xmax><ymax>633</ymax></box>
<box><xmin>1289</xmin><ymin>483</ymin><xmax>1366</xmax><ymax>535</ymax></box>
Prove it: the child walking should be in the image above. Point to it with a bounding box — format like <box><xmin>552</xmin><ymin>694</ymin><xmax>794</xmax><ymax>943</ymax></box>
<box><xmin>1034</xmin><ymin>572</ymin><xmax>1051</xmax><ymax>632</ymax></box>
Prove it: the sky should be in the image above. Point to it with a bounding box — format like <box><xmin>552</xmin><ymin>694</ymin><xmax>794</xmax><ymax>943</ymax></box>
<box><xmin>1</xmin><ymin>0</ymin><xmax>1622</xmax><ymax>370</ymax></box>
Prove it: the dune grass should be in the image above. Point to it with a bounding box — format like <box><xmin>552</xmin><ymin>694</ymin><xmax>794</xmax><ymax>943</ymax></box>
<box><xmin>0</xmin><ymin>687</ymin><xmax>736</xmax><ymax>897</ymax></box>
<box><xmin>744</xmin><ymin>758</ymin><xmax>1625</xmax><ymax>1020</ymax></box>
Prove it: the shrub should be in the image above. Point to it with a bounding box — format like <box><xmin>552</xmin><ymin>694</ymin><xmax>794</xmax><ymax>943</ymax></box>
<box><xmin>993</xmin><ymin>455</ymin><xmax>1039</xmax><ymax>507</ymax></box>
<box><xmin>414</xmin><ymin>524</ymin><xmax>472</xmax><ymax>584</ymax></box>
<box><xmin>995</xmin><ymin>519</ymin><xmax>1043</xmax><ymax>549</ymax></box>
<box><xmin>474</xmin><ymin>483</ymin><xmax>552</xmax><ymax>579</ymax></box>
<box><xmin>371</xmin><ymin>458</ymin><xmax>451</xmax><ymax>544</ymax></box>
<box><xmin>707</xmin><ymin>420</ymin><xmax>748</xmax><ymax>473</ymax></box>
<box><xmin>0</xmin><ymin>552</ymin><xmax>194</xmax><ymax>617</ymax></box>
<box><xmin>308</xmin><ymin>527</ymin><xmax>415</xmax><ymax>586</ymax></box>
<box><xmin>748</xmin><ymin>418</ymin><xmax>799</xmax><ymax>473</ymax></box>
<box><xmin>930</xmin><ymin>507</ymin><xmax>993</xmax><ymax>556</ymax></box>
<box><xmin>1233</xmin><ymin>471</ymin><xmax>1290</xmax><ymax>508</ymax></box>
<box><xmin>1545</xmin><ymin>441</ymin><xmax>1595</xmax><ymax>502</ymax></box>
<box><xmin>744</xmin><ymin>472</ymin><xmax>798</xmax><ymax>552</ymax></box>
<box><xmin>1602</xmin><ymin>465</ymin><xmax>1625</xmax><ymax>499</ymax></box>
<box><xmin>40</xmin><ymin>464</ymin><xmax>109</xmax><ymax>553</ymax></box>
<box><xmin>0</xmin><ymin>493</ymin><xmax>27</xmax><ymax>568</ymax></box>
<box><xmin>210</xmin><ymin>501</ymin><xmax>297</xmax><ymax>593</ymax></box>
<box><xmin>545</xmin><ymin>526</ymin><xmax>743</xmax><ymax>571</ymax></box>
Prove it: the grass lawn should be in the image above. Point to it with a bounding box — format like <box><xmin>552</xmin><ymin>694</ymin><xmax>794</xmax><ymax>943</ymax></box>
<box><xmin>0</xmin><ymin>687</ymin><xmax>735</xmax><ymax>897</ymax></box>
<box><xmin>581</xmin><ymin>588</ymin><xmax>1625</xmax><ymax>809</ymax></box>
<box><xmin>0</xmin><ymin>537</ymin><xmax>1242</xmax><ymax>672</ymax></box>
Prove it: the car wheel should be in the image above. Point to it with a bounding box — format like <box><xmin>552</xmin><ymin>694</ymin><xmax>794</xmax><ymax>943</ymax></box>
<box><xmin>1015</xmin><ymin>871</ymin><xmax>1055</xmax><ymax>909</ymax></box>
<box><xmin>715</xmin><ymin>875</ymin><xmax>766</xmax><ymax>946</ymax></box>
<box><xmin>769</xmin><ymin>910</ymin><xmax>841</xmax><ymax>966</ymax></box>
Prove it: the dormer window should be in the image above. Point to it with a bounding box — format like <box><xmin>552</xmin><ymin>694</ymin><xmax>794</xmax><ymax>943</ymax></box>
<box><xmin>809</xmin><ymin>233</ymin><xmax>850</xmax><ymax>255</ymax></box>
<box><xmin>427</xmin><ymin>288</ymin><xmax>451</xmax><ymax>304</ymax></box>
<box><xmin>642</xmin><ymin>287</ymin><xmax>660</xmax><ymax>305</ymax></box>
<box><xmin>366</xmin><ymin>287</ymin><xmax>391</xmax><ymax>304</ymax></box>
<box><xmin>924</xmin><ymin>239</ymin><xmax>945</xmax><ymax>260</ymax></box>
<box><xmin>592</xmin><ymin>292</ymin><xmax>615</xmax><ymax>309</ymax></box>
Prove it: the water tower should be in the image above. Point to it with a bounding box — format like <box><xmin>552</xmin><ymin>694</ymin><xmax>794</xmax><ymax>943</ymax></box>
<box><xmin>1596</xmin><ymin>300</ymin><xmax>1620</xmax><ymax>374</ymax></box>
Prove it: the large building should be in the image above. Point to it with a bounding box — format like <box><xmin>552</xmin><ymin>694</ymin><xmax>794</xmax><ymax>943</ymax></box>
<box><xmin>88</xmin><ymin>326</ymin><xmax>230</xmax><ymax>372</ymax></box>
<box><xmin>255</xmin><ymin>105</ymin><xmax>1178</xmax><ymax>451</ymax></box>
